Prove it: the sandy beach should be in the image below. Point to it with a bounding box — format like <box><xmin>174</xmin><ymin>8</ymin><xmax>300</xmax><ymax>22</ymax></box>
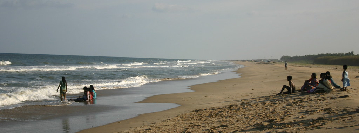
<box><xmin>79</xmin><ymin>61</ymin><xmax>359</xmax><ymax>133</ymax></box>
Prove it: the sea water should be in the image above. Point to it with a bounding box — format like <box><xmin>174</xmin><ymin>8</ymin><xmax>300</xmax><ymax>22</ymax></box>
<box><xmin>0</xmin><ymin>53</ymin><xmax>242</xmax><ymax>133</ymax></box>
<box><xmin>0</xmin><ymin>53</ymin><xmax>240</xmax><ymax>109</ymax></box>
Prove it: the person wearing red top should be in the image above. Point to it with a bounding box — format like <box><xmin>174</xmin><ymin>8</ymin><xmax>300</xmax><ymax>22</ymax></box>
<box><xmin>308</xmin><ymin>73</ymin><xmax>319</xmax><ymax>87</ymax></box>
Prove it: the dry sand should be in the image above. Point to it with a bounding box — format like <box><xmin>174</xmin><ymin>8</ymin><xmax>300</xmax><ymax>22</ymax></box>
<box><xmin>80</xmin><ymin>61</ymin><xmax>359</xmax><ymax>133</ymax></box>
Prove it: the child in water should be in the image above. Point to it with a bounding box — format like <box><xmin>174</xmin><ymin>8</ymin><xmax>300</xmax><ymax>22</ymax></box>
<box><xmin>89</xmin><ymin>85</ymin><xmax>96</xmax><ymax>99</ymax></box>
<box><xmin>278</xmin><ymin>76</ymin><xmax>296</xmax><ymax>94</ymax></box>
<box><xmin>71</xmin><ymin>86</ymin><xmax>94</xmax><ymax>102</ymax></box>
<box><xmin>56</xmin><ymin>77</ymin><xmax>67</xmax><ymax>101</ymax></box>
<box><xmin>341</xmin><ymin>65</ymin><xmax>350</xmax><ymax>91</ymax></box>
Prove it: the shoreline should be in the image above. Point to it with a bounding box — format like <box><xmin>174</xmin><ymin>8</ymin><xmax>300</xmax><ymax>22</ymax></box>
<box><xmin>0</xmin><ymin>64</ymin><xmax>240</xmax><ymax>133</ymax></box>
<box><xmin>78</xmin><ymin>65</ymin><xmax>244</xmax><ymax>133</ymax></box>
<box><xmin>80</xmin><ymin>61</ymin><xmax>359</xmax><ymax>132</ymax></box>
<box><xmin>79</xmin><ymin>61</ymin><xmax>262</xmax><ymax>132</ymax></box>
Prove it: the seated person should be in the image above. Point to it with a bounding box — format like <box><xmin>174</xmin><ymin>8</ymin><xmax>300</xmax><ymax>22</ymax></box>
<box><xmin>326</xmin><ymin>71</ymin><xmax>341</xmax><ymax>88</ymax></box>
<box><xmin>278</xmin><ymin>76</ymin><xmax>296</xmax><ymax>94</ymax></box>
<box><xmin>79</xmin><ymin>86</ymin><xmax>90</xmax><ymax>101</ymax></box>
<box><xmin>308</xmin><ymin>73</ymin><xmax>333</xmax><ymax>93</ymax></box>
<box><xmin>308</xmin><ymin>73</ymin><xmax>319</xmax><ymax>87</ymax></box>
<box><xmin>301</xmin><ymin>73</ymin><xmax>318</xmax><ymax>92</ymax></box>
<box><xmin>70</xmin><ymin>86</ymin><xmax>94</xmax><ymax>102</ymax></box>
<box><xmin>301</xmin><ymin>80</ymin><xmax>316</xmax><ymax>92</ymax></box>
<box><xmin>324</xmin><ymin>73</ymin><xmax>334</xmax><ymax>90</ymax></box>
<box><xmin>89</xmin><ymin>85</ymin><xmax>96</xmax><ymax>99</ymax></box>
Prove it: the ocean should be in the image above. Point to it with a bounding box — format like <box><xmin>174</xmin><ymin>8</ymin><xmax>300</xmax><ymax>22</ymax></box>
<box><xmin>0</xmin><ymin>53</ymin><xmax>240</xmax><ymax>109</ymax></box>
<box><xmin>0</xmin><ymin>53</ymin><xmax>242</xmax><ymax>132</ymax></box>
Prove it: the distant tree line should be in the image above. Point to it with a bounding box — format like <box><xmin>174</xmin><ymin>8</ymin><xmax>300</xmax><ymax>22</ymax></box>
<box><xmin>280</xmin><ymin>51</ymin><xmax>359</xmax><ymax>66</ymax></box>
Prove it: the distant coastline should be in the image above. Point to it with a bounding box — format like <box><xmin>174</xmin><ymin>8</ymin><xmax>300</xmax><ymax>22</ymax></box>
<box><xmin>281</xmin><ymin>51</ymin><xmax>359</xmax><ymax>66</ymax></box>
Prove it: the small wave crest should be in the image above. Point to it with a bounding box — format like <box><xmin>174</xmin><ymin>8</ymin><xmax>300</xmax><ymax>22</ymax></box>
<box><xmin>118</xmin><ymin>75</ymin><xmax>160</xmax><ymax>88</ymax></box>
<box><xmin>0</xmin><ymin>61</ymin><xmax>11</xmax><ymax>66</ymax></box>
<box><xmin>0</xmin><ymin>87</ymin><xmax>57</xmax><ymax>107</ymax></box>
<box><xmin>178</xmin><ymin>72</ymin><xmax>220</xmax><ymax>79</ymax></box>
<box><xmin>0</xmin><ymin>64</ymin><xmax>121</xmax><ymax>72</ymax></box>
<box><xmin>122</xmin><ymin>62</ymin><xmax>147</xmax><ymax>66</ymax></box>
<box><xmin>71</xmin><ymin>75</ymin><xmax>161</xmax><ymax>91</ymax></box>
<box><xmin>0</xmin><ymin>75</ymin><xmax>160</xmax><ymax>108</ymax></box>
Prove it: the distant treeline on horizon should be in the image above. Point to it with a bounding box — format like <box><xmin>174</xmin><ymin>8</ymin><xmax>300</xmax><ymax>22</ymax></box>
<box><xmin>281</xmin><ymin>51</ymin><xmax>359</xmax><ymax>66</ymax></box>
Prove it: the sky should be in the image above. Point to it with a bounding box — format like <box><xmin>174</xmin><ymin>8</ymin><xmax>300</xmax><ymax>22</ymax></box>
<box><xmin>0</xmin><ymin>0</ymin><xmax>359</xmax><ymax>60</ymax></box>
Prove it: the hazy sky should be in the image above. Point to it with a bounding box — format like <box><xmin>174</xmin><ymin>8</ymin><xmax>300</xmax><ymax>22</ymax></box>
<box><xmin>1</xmin><ymin>0</ymin><xmax>358</xmax><ymax>60</ymax></box>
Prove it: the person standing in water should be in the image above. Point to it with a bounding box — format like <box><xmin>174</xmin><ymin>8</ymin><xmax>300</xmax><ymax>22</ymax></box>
<box><xmin>57</xmin><ymin>77</ymin><xmax>68</xmax><ymax>101</ymax></box>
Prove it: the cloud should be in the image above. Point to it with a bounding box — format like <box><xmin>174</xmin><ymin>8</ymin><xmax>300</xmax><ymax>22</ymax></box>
<box><xmin>152</xmin><ymin>3</ymin><xmax>192</xmax><ymax>13</ymax></box>
<box><xmin>0</xmin><ymin>0</ymin><xmax>74</xmax><ymax>9</ymax></box>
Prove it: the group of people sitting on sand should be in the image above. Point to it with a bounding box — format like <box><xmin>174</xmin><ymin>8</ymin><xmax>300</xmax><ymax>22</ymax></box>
<box><xmin>72</xmin><ymin>85</ymin><xmax>97</xmax><ymax>102</ymax></box>
<box><xmin>278</xmin><ymin>65</ymin><xmax>351</xmax><ymax>95</ymax></box>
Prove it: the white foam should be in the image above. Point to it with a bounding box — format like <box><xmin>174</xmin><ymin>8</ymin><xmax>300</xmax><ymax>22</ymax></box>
<box><xmin>0</xmin><ymin>60</ymin><xmax>217</xmax><ymax>72</ymax></box>
<box><xmin>68</xmin><ymin>76</ymin><xmax>160</xmax><ymax>92</ymax></box>
<box><xmin>200</xmin><ymin>72</ymin><xmax>219</xmax><ymax>76</ymax></box>
<box><xmin>196</xmin><ymin>61</ymin><xmax>211</xmax><ymax>64</ymax></box>
<box><xmin>0</xmin><ymin>64</ymin><xmax>123</xmax><ymax>72</ymax></box>
<box><xmin>0</xmin><ymin>66</ymin><xmax>74</xmax><ymax>72</ymax></box>
<box><xmin>177</xmin><ymin>60</ymin><xmax>191</xmax><ymax>63</ymax></box>
<box><xmin>153</xmin><ymin>61</ymin><xmax>168</xmax><ymax>65</ymax></box>
<box><xmin>89</xmin><ymin>64</ymin><xmax>120</xmax><ymax>70</ymax></box>
<box><xmin>0</xmin><ymin>75</ymin><xmax>161</xmax><ymax>107</ymax></box>
<box><xmin>0</xmin><ymin>61</ymin><xmax>11</xmax><ymax>66</ymax></box>
<box><xmin>0</xmin><ymin>87</ymin><xmax>57</xmax><ymax>107</ymax></box>
<box><xmin>122</xmin><ymin>62</ymin><xmax>147</xmax><ymax>67</ymax></box>
<box><xmin>178</xmin><ymin>72</ymin><xmax>219</xmax><ymax>79</ymax></box>
<box><xmin>175</xmin><ymin>60</ymin><xmax>211</xmax><ymax>67</ymax></box>
<box><xmin>178</xmin><ymin>75</ymin><xmax>200</xmax><ymax>79</ymax></box>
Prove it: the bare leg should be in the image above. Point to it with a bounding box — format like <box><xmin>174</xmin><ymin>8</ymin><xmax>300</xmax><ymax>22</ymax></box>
<box><xmin>60</xmin><ymin>93</ymin><xmax>63</xmax><ymax>101</ymax></box>
<box><xmin>278</xmin><ymin>85</ymin><xmax>286</xmax><ymax>94</ymax></box>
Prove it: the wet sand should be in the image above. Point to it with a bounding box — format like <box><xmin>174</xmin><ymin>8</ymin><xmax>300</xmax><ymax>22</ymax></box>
<box><xmin>80</xmin><ymin>61</ymin><xmax>359</xmax><ymax>132</ymax></box>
